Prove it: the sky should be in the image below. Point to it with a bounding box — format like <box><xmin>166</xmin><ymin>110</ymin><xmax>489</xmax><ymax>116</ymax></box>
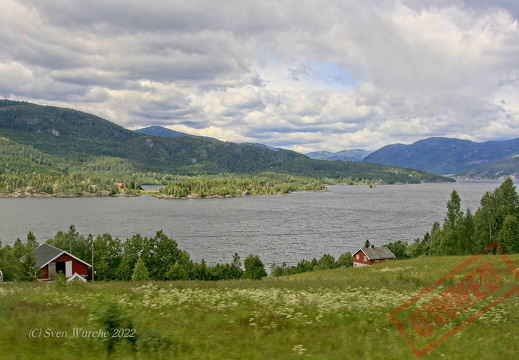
<box><xmin>1</xmin><ymin>0</ymin><xmax>518</xmax><ymax>152</ymax></box>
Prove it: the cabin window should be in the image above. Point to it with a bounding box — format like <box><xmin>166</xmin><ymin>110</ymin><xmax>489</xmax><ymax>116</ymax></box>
<box><xmin>356</xmin><ymin>254</ymin><xmax>360</xmax><ymax>260</ymax></box>
<box><xmin>376</xmin><ymin>259</ymin><xmax>379</xmax><ymax>262</ymax></box>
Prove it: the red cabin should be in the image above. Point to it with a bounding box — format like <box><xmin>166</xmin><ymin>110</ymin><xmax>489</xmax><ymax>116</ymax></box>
<box><xmin>353</xmin><ymin>245</ymin><xmax>396</xmax><ymax>267</ymax></box>
<box><xmin>21</xmin><ymin>243</ymin><xmax>91</xmax><ymax>281</ymax></box>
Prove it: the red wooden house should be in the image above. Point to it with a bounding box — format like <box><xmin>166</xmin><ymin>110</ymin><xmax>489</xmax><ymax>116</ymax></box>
<box><xmin>353</xmin><ymin>245</ymin><xmax>395</xmax><ymax>267</ymax></box>
<box><xmin>21</xmin><ymin>243</ymin><xmax>91</xmax><ymax>281</ymax></box>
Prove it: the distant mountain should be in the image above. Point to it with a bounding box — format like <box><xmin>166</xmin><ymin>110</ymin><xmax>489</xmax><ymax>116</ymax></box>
<box><xmin>0</xmin><ymin>100</ymin><xmax>452</xmax><ymax>185</ymax></box>
<box><xmin>306</xmin><ymin>149</ymin><xmax>372</xmax><ymax>161</ymax></box>
<box><xmin>363</xmin><ymin>137</ymin><xmax>519</xmax><ymax>175</ymax></box>
<box><xmin>135</xmin><ymin>125</ymin><xmax>218</xmax><ymax>141</ymax></box>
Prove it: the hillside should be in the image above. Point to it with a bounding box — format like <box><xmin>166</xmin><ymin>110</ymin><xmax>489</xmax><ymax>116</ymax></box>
<box><xmin>363</xmin><ymin>137</ymin><xmax>519</xmax><ymax>175</ymax></box>
<box><xmin>0</xmin><ymin>100</ymin><xmax>452</xmax><ymax>194</ymax></box>
<box><xmin>457</xmin><ymin>154</ymin><xmax>519</xmax><ymax>180</ymax></box>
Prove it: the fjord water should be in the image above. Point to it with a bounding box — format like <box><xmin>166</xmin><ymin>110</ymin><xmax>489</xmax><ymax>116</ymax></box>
<box><xmin>0</xmin><ymin>181</ymin><xmax>504</xmax><ymax>266</ymax></box>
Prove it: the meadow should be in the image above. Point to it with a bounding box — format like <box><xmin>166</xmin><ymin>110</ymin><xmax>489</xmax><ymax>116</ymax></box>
<box><xmin>1</xmin><ymin>254</ymin><xmax>518</xmax><ymax>359</ymax></box>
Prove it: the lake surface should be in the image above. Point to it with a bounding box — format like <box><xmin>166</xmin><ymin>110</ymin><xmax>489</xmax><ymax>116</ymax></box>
<box><xmin>0</xmin><ymin>180</ymin><xmax>505</xmax><ymax>267</ymax></box>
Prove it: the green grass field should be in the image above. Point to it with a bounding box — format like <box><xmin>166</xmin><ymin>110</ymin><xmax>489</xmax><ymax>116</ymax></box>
<box><xmin>1</xmin><ymin>255</ymin><xmax>518</xmax><ymax>359</ymax></box>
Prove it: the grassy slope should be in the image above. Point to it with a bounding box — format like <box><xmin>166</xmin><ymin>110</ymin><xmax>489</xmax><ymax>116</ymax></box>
<box><xmin>1</xmin><ymin>255</ymin><xmax>518</xmax><ymax>359</ymax></box>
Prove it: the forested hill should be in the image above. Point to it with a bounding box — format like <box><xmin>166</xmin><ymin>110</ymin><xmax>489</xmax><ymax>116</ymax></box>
<box><xmin>0</xmin><ymin>100</ymin><xmax>451</xmax><ymax>187</ymax></box>
<box><xmin>363</xmin><ymin>137</ymin><xmax>519</xmax><ymax>176</ymax></box>
<box><xmin>457</xmin><ymin>154</ymin><xmax>519</xmax><ymax>180</ymax></box>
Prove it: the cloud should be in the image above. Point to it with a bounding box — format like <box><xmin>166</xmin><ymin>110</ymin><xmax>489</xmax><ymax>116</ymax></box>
<box><xmin>0</xmin><ymin>0</ymin><xmax>518</xmax><ymax>152</ymax></box>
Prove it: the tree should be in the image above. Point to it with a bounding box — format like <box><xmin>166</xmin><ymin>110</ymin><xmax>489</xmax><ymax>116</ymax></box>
<box><xmin>142</xmin><ymin>231</ymin><xmax>182</xmax><ymax>280</ymax></box>
<box><xmin>25</xmin><ymin>231</ymin><xmax>39</xmax><ymax>252</ymax></box>
<box><xmin>131</xmin><ymin>257</ymin><xmax>150</xmax><ymax>281</ymax></box>
<box><xmin>93</xmin><ymin>234</ymin><xmax>122</xmax><ymax>281</ymax></box>
<box><xmin>444</xmin><ymin>190</ymin><xmax>463</xmax><ymax>230</ymax></box>
<box><xmin>47</xmin><ymin>225</ymin><xmax>89</xmax><ymax>261</ymax></box>
<box><xmin>408</xmin><ymin>238</ymin><xmax>424</xmax><ymax>258</ymax></box>
<box><xmin>438</xmin><ymin>190</ymin><xmax>465</xmax><ymax>255</ymax></box>
<box><xmin>228</xmin><ymin>253</ymin><xmax>244</xmax><ymax>279</ymax></box>
<box><xmin>192</xmin><ymin>259</ymin><xmax>208</xmax><ymax>280</ymax></box>
<box><xmin>315</xmin><ymin>254</ymin><xmax>336</xmax><ymax>270</ymax></box>
<box><xmin>335</xmin><ymin>252</ymin><xmax>353</xmax><ymax>267</ymax></box>
<box><xmin>475</xmin><ymin>178</ymin><xmax>519</xmax><ymax>251</ymax></box>
<box><xmin>18</xmin><ymin>253</ymin><xmax>40</xmax><ymax>282</ymax></box>
<box><xmin>385</xmin><ymin>241</ymin><xmax>410</xmax><ymax>259</ymax></box>
<box><xmin>0</xmin><ymin>244</ymin><xmax>19</xmax><ymax>281</ymax></box>
<box><xmin>364</xmin><ymin>239</ymin><xmax>371</xmax><ymax>248</ymax></box>
<box><xmin>428</xmin><ymin>221</ymin><xmax>443</xmax><ymax>256</ymax></box>
<box><xmin>243</xmin><ymin>254</ymin><xmax>267</xmax><ymax>280</ymax></box>
<box><xmin>166</xmin><ymin>250</ymin><xmax>192</xmax><ymax>280</ymax></box>
<box><xmin>296</xmin><ymin>259</ymin><xmax>315</xmax><ymax>273</ymax></box>
<box><xmin>497</xmin><ymin>215</ymin><xmax>519</xmax><ymax>254</ymax></box>
<box><xmin>459</xmin><ymin>208</ymin><xmax>475</xmax><ymax>255</ymax></box>
<box><xmin>118</xmin><ymin>234</ymin><xmax>145</xmax><ymax>281</ymax></box>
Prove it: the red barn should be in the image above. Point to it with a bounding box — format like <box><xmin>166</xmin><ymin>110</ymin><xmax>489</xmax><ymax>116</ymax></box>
<box><xmin>22</xmin><ymin>243</ymin><xmax>91</xmax><ymax>281</ymax></box>
<box><xmin>353</xmin><ymin>245</ymin><xmax>395</xmax><ymax>267</ymax></box>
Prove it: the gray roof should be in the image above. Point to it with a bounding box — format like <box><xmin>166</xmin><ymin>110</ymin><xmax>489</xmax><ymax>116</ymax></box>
<box><xmin>21</xmin><ymin>243</ymin><xmax>91</xmax><ymax>269</ymax></box>
<box><xmin>356</xmin><ymin>246</ymin><xmax>396</xmax><ymax>260</ymax></box>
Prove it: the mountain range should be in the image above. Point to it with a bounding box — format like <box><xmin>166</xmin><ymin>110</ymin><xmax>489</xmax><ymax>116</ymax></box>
<box><xmin>362</xmin><ymin>137</ymin><xmax>519</xmax><ymax>178</ymax></box>
<box><xmin>0</xmin><ymin>100</ymin><xmax>449</xmax><ymax>186</ymax></box>
<box><xmin>134</xmin><ymin>125</ymin><xmax>518</xmax><ymax>179</ymax></box>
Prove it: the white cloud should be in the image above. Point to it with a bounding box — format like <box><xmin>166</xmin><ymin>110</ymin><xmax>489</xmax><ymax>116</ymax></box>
<box><xmin>0</xmin><ymin>0</ymin><xmax>518</xmax><ymax>151</ymax></box>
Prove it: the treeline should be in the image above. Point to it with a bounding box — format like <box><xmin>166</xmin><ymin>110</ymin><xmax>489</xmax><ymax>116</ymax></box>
<box><xmin>0</xmin><ymin>172</ymin><xmax>142</xmax><ymax>196</ymax></box>
<box><xmin>384</xmin><ymin>177</ymin><xmax>519</xmax><ymax>258</ymax></box>
<box><xmin>0</xmin><ymin>226</ymin><xmax>267</xmax><ymax>282</ymax></box>
<box><xmin>158</xmin><ymin>173</ymin><xmax>326</xmax><ymax>198</ymax></box>
<box><xmin>270</xmin><ymin>252</ymin><xmax>353</xmax><ymax>277</ymax></box>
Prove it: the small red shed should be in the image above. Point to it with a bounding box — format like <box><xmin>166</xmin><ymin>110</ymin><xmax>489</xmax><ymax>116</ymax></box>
<box><xmin>353</xmin><ymin>245</ymin><xmax>395</xmax><ymax>267</ymax></box>
<box><xmin>21</xmin><ymin>243</ymin><xmax>91</xmax><ymax>281</ymax></box>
